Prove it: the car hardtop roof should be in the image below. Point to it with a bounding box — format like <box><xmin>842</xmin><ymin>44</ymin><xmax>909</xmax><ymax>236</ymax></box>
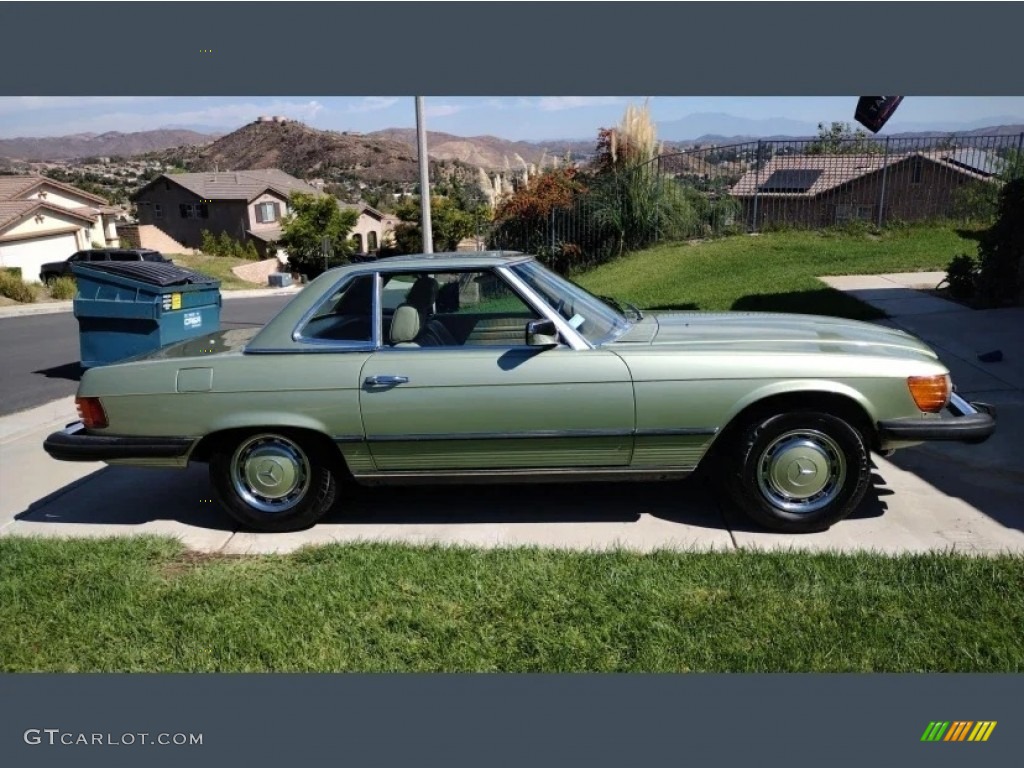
<box><xmin>352</xmin><ymin>251</ymin><xmax>532</xmax><ymax>272</ymax></box>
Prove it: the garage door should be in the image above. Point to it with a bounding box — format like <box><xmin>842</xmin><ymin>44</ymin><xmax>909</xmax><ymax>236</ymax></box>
<box><xmin>0</xmin><ymin>233</ymin><xmax>78</xmax><ymax>282</ymax></box>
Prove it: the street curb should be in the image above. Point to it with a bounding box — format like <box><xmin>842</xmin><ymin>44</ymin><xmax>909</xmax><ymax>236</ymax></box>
<box><xmin>0</xmin><ymin>286</ymin><xmax>302</xmax><ymax>320</ymax></box>
<box><xmin>0</xmin><ymin>396</ymin><xmax>79</xmax><ymax>446</ymax></box>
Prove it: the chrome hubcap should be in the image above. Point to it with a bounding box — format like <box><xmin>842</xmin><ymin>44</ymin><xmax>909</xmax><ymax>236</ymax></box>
<box><xmin>756</xmin><ymin>429</ymin><xmax>846</xmax><ymax>514</ymax></box>
<box><xmin>230</xmin><ymin>434</ymin><xmax>311</xmax><ymax>514</ymax></box>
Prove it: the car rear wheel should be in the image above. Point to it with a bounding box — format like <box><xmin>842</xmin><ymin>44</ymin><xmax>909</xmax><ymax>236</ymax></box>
<box><xmin>210</xmin><ymin>431</ymin><xmax>338</xmax><ymax>532</ymax></box>
<box><xmin>727</xmin><ymin>411</ymin><xmax>870</xmax><ymax>533</ymax></box>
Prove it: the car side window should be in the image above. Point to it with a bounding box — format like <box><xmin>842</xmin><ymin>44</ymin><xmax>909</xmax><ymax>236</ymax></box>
<box><xmin>297</xmin><ymin>274</ymin><xmax>374</xmax><ymax>343</ymax></box>
<box><xmin>382</xmin><ymin>270</ymin><xmax>540</xmax><ymax>348</ymax></box>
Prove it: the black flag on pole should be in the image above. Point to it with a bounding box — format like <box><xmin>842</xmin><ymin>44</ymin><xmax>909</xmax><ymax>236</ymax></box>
<box><xmin>855</xmin><ymin>96</ymin><xmax>904</xmax><ymax>133</ymax></box>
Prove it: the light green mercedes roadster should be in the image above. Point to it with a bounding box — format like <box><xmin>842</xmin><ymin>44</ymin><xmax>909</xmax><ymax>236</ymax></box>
<box><xmin>45</xmin><ymin>252</ymin><xmax>995</xmax><ymax>533</ymax></box>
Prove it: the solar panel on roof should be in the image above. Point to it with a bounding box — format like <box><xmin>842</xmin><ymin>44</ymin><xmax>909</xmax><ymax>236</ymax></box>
<box><xmin>759</xmin><ymin>169</ymin><xmax>822</xmax><ymax>193</ymax></box>
<box><xmin>945</xmin><ymin>149</ymin><xmax>1004</xmax><ymax>177</ymax></box>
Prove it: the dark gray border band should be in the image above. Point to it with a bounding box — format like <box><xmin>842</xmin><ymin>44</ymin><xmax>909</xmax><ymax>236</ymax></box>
<box><xmin>2</xmin><ymin>674</ymin><xmax>1021</xmax><ymax>767</ymax></box>
<box><xmin>1</xmin><ymin>2</ymin><xmax>1023</xmax><ymax>94</ymax></box>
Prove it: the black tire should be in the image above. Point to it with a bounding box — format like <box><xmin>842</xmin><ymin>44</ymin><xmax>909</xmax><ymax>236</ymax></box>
<box><xmin>209</xmin><ymin>430</ymin><xmax>339</xmax><ymax>532</ymax></box>
<box><xmin>725</xmin><ymin>411</ymin><xmax>870</xmax><ymax>533</ymax></box>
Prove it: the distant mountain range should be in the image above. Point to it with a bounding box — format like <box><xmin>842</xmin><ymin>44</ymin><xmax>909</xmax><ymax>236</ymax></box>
<box><xmin>2</xmin><ymin>117</ymin><xmax>1022</xmax><ymax>167</ymax></box>
<box><xmin>654</xmin><ymin>112</ymin><xmax>1024</xmax><ymax>143</ymax></box>
<box><xmin>0</xmin><ymin>129</ymin><xmax>219</xmax><ymax>161</ymax></box>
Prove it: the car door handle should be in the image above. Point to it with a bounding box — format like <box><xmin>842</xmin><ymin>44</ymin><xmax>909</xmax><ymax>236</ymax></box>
<box><xmin>364</xmin><ymin>375</ymin><xmax>410</xmax><ymax>387</ymax></box>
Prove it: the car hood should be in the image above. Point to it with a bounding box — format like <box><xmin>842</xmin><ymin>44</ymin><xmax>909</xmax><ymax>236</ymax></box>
<box><xmin>613</xmin><ymin>311</ymin><xmax>939</xmax><ymax>360</ymax></box>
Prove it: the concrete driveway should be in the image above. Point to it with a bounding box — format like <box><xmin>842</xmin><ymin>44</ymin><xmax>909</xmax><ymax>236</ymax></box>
<box><xmin>2</xmin><ymin>273</ymin><xmax>1022</xmax><ymax>555</ymax></box>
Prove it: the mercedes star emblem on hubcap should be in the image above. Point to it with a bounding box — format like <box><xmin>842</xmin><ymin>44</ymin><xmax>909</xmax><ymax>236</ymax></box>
<box><xmin>257</xmin><ymin>460</ymin><xmax>280</xmax><ymax>485</ymax></box>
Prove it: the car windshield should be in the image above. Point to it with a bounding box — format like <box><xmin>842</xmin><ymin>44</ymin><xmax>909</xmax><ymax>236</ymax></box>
<box><xmin>509</xmin><ymin>260</ymin><xmax>630</xmax><ymax>345</ymax></box>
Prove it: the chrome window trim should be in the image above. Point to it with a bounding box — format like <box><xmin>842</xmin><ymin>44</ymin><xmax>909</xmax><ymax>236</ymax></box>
<box><xmin>498</xmin><ymin>265</ymin><xmax>591</xmax><ymax>351</ymax></box>
<box><xmin>372</xmin><ymin>270</ymin><xmax>383</xmax><ymax>349</ymax></box>
<box><xmin>290</xmin><ymin>268</ymin><xmax>380</xmax><ymax>350</ymax></box>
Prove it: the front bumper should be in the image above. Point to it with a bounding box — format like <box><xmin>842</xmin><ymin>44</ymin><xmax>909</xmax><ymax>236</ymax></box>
<box><xmin>43</xmin><ymin>422</ymin><xmax>194</xmax><ymax>462</ymax></box>
<box><xmin>878</xmin><ymin>393</ymin><xmax>996</xmax><ymax>444</ymax></box>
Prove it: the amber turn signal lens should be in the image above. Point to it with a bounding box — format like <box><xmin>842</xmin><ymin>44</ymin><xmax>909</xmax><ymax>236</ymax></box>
<box><xmin>75</xmin><ymin>396</ymin><xmax>108</xmax><ymax>429</ymax></box>
<box><xmin>907</xmin><ymin>375</ymin><xmax>950</xmax><ymax>413</ymax></box>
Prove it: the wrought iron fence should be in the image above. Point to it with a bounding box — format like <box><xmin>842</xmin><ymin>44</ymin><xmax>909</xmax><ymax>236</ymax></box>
<box><xmin>487</xmin><ymin>133</ymin><xmax>1024</xmax><ymax>269</ymax></box>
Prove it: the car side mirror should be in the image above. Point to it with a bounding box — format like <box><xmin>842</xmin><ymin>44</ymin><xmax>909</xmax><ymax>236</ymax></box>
<box><xmin>526</xmin><ymin>319</ymin><xmax>559</xmax><ymax>347</ymax></box>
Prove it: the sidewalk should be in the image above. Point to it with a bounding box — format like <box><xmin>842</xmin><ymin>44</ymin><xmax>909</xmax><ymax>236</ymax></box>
<box><xmin>0</xmin><ymin>284</ymin><xmax>302</xmax><ymax>319</ymax></box>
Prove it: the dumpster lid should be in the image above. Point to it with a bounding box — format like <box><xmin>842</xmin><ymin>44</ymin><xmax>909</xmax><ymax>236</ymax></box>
<box><xmin>73</xmin><ymin>261</ymin><xmax>219</xmax><ymax>287</ymax></box>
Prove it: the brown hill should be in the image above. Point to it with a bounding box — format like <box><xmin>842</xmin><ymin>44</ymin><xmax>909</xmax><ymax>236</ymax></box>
<box><xmin>149</xmin><ymin>120</ymin><xmax>470</xmax><ymax>185</ymax></box>
<box><xmin>0</xmin><ymin>129</ymin><xmax>217</xmax><ymax>161</ymax></box>
<box><xmin>368</xmin><ymin>128</ymin><xmax>578</xmax><ymax>169</ymax></box>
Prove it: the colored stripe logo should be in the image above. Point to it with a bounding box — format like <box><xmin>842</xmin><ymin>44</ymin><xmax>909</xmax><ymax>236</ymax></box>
<box><xmin>921</xmin><ymin>721</ymin><xmax>997</xmax><ymax>742</ymax></box>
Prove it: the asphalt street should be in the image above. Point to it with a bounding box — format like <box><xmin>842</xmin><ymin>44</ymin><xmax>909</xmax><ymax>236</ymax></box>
<box><xmin>0</xmin><ymin>296</ymin><xmax>293</xmax><ymax>416</ymax></box>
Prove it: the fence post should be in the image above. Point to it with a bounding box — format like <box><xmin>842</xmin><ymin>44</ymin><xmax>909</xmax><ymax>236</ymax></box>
<box><xmin>876</xmin><ymin>136</ymin><xmax>891</xmax><ymax>229</ymax></box>
<box><xmin>548</xmin><ymin>207</ymin><xmax>555</xmax><ymax>252</ymax></box>
<box><xmin>1018</xmin><ymin>132</ymin><xmax>1024</xmax><ymax>159</ymax></box>
<box><xmin>751</xmin><ymin>140</ymin><xmax>762</xmax><ymax>232</ymax></box>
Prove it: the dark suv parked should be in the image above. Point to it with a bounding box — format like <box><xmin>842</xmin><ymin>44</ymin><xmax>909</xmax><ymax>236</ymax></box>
<box><xmin>40</xmin><ymin>248</ymin><xmax>169</xmax><ymax>283</ymax></box>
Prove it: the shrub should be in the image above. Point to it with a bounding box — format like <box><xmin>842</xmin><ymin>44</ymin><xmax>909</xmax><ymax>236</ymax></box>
<box><xmin>0</xmin><ymin>271</ymin><xmax>37</xmax><ymax>303</ymax></box>
<box><xmin>200</xmin><ymin>229</ymin><xmax>219</xmax><ymax>255</ymax></box>
<box><xmin>943</xmin><ymin>253</ymin><xmax>978</xmax><ymax>300</ymax></box>
<box><xmin>976</xmin><ymin>179</ymin><xmax>1024</xmax><ymax>307</ymax></box>
<box><xmin>48</xmin><ymin>276</ymin><xmax>77</xmax><ymax>300</ymax></box>
<box><xmin>3</xmin><ymin>266</ymin><xmax>23</xmax><ymax>279</ymax></box>
<box><xmin>217</xmin><ymin>231</ymin><xmax>236</xmax><ymax>257</ymax></box>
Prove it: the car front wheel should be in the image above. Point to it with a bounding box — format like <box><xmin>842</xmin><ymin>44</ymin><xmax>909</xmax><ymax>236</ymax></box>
<box><xmin>210</xmin><ymin>431</ymin><xmax>339</xmax><ymax>532</ymax></box>
<box><xmin>727</xmin><ymin>411</ymin><xmax>870</xmax><ymax>533</ymax></box>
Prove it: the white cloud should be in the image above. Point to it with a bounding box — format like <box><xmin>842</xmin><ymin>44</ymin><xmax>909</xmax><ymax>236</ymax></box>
<box><xmin>347</xmin><ymin>97</ymin><xmax>399</xmax><ymax>113</ymax></box>
<box><xmin>0</xmin><ymin>96</ymin><xmax>167</xmax><ymax>117</ymax></box>
<box><xmin>535</xmin><ymin>96</ymin><xmax>626</xmax><ymax>111</ymax></box>
<box><xmin>424</xmin><ymin>103</ymin><xmax>464</xmax><ymax>118</ymax></box>
<box><xmin>4</xmin><ymin>100</ymin><xmax>327</xmax><ymax>136</ymax></box>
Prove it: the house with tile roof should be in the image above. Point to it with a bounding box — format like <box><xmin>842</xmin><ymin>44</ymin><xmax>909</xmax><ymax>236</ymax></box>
<box><xmin>0</xmin><ymin>175</ymin><xmax>119</xmax><ymax>282</ymax></box>
<box><xmin>729</xmin><ymin>149</ymin><xmax>1000</xmax><ymax>229</ymax></box>
<box><xmin>132</xmin><ymin>169</ymin><xmax>395</xmax><ymax>258</ymax></box>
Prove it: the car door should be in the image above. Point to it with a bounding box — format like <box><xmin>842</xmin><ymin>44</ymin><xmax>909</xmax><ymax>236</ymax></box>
<box><xmin>358</xmin><ymin>268</ymin><xmax>635</xmax><ymax>472</ymax></box>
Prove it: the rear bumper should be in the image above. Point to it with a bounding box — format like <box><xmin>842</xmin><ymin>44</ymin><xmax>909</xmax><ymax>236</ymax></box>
<box><xmin>878</xmin><ymin>393</ymin><xmax>996</xmax><ymax>444</ymax></box>
<box><xmin>44</xmin><ymin>421</ymin><xmax>194</xmax><ymax>462</ymax></box>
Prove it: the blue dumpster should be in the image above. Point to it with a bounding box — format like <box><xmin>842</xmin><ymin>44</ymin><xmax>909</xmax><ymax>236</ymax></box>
<box><xmin>72</xmin><ymin>261</ymin><xmax>222</xmax><ymax>367</ymax></box>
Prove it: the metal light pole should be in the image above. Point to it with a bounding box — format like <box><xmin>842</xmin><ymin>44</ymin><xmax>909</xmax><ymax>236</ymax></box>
<box><xmin>415</xmin><ymin>96</ymin><xmax>433</xmax><ymax>253</ymax></box>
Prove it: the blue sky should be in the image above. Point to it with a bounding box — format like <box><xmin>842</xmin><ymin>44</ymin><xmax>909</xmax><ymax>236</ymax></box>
<box><xmin>1</xmin><ymin>96</ymin><xmax>1023</xmax><ymax>141</ymax></box>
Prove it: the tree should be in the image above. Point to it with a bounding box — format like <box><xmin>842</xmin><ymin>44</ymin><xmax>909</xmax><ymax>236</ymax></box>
<box><xmin>976</xmin><ymin>178</ymin><xmax>1024</xmax><ymax>307</ymax></box>
<box><xmin>392</xmin><ymin>196</ymin><xmax>476</xmax><ymax>253</ymax></box>
<box><xmin>278</xmin><ymin>192</ymin><xmax>359</xmax><ymax>278</ymax></box>
<box><xmin>806</xmin><ymin>121</ymin><xmax>882</xmax><ymax>155</ymax></box>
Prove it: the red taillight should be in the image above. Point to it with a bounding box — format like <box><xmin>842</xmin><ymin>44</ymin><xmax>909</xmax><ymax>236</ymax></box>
<box><xmin>76</xmin><ymin>397</ymin><xmax>108</xmax><ymax>429</ymax></box>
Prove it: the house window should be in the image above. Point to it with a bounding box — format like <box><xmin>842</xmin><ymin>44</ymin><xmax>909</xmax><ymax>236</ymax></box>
<box><xmin>835</xmin><ymin>204</ymin><xmax>873</xmax><ymax>223</ymax></box>
<box><xmin>351</xmin><ymin>233</ymin><xmax>364</xmax><ymax>252</ymax></box>
<box><xmin>254</xmin><ymin>201</ymin><xmax>281</xmax><ymax>223</ymax></box>
<box><xmin>177</xmin><ymin>203</ymin><xmax>209</xmax><ymax>219</ymax></box>
<box><xmin>154</xmin><ymin>204</ymin><xmax>163</xmax><ymax>219</ymax></box>
<box><xmin>367</xmin><ymin>231</ymin><xmax>378</xmax><ymax>251</ymax></box>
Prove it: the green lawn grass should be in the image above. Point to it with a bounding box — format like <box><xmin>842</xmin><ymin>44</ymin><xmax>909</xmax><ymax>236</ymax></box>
<box><xmin>169</xmin><ymin>253</ymin><xmax>266</xmax><ymax>290</ymax></box>
<box><xmin>1</xmin><ymin>537</ymin><xmax>1020</xmax><ymax>673</ymax></box>
<box><xmin>577</xmin><ymin>224</ymin><xmax>978</xmax><ymax>320</ymax></box>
